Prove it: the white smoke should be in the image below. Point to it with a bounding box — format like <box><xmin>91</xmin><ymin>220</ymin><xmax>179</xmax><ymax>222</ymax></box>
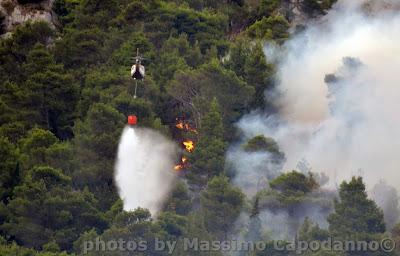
<box><xmin>228</xmin><ymin>0</ymin><xmax>400</xmax><ymax>237</ymax></box>
<box><xmin>236</xmin><ymin>0</ymin><xmax>400</xmax><ymax>191</ymax></box>
<box><xmin>370</xmin><ymin>180</ymin><xmax>400</xmax><ymax>229</ymax></box>
<box><xmin>115</xmin><ymin>127</ymin><xmax>178</xmax><ymax>215</ymax></box>
<box><xmin>227</xmin><ymin>147</ymin><xmax>281</xmax><ymax>197</ymax></box>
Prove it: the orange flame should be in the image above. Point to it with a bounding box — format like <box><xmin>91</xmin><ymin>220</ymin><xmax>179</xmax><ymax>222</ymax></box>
<box><xmin>176</xmin><ymin>122</ymin><xmax>185</xmax><ymax>129</ymax></box>
<box><xmin>182</xmin><ymin>156</ymin><xmax>188</xmax><ymax>163</ymax></box>
<box><xmin>174</xmin><ymin>118</ymin><xmax>196</xmax><ymax>171</ymax></box>
<box><xmin>174</xmin><ymin>164</ymin><xmax>183</xmax><ymax>171</ymax></box>
<box><xmin>183</xmin><ymin>140</ymin><xmax>194</xmax><ymax>153</ymax></box>
<box><xmin>175</xmin><ymin>120</ymin><xmax>198</xmax><ymax>134</ymax></box>
<box><xmin>174</xmin><ymin>156</ymin><xmax>188</xmax><ymax>171</ymax></box>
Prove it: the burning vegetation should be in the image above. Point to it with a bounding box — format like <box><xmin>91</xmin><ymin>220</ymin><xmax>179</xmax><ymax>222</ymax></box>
<box><xmin>175</xmin><ymin>118</ymin><xmax>198</xmax><ymax>134</ymax></box>
<box><xmin>183</xmin><ymin>140</ymin><xmax>195</xmax><ymax>153</ymax></box>
<box><xmin>174</xmin><ymin>156</ymin><xmax>188</xmax><ymax>171</ymax></box>
<box><xmin>174</xmin><ymin>118</ymin><xmax>197</xmax><ymax>171</ymax></box>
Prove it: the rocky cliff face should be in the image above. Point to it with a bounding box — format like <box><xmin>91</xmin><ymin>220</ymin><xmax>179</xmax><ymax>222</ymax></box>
<box><xmin>0</xmin><ymin>0</ymin><xmax>57</xmax><ymax>36</ymax></box>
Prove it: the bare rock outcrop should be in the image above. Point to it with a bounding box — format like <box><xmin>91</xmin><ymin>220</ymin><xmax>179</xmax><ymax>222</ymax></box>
<box><xmin>0</xmin><ymin>0</ymin><xmax>57</xmax><ymax>36</ymax></box>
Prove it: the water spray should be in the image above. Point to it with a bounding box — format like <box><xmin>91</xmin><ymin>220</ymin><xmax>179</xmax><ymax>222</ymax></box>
<box><xmin>115</xmin><ymin>115</ymin><xmax>178</xmax><ymax>215</ymax></box>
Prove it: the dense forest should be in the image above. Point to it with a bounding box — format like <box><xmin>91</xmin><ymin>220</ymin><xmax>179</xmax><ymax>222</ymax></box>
<box><xmin>0</xmin><ymin>0</ymin><xmax>399</xmax><ymax>255</ymax></box>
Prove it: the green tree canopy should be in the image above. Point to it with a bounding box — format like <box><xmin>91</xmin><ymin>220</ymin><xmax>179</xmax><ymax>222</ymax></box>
<box><xmin>0</xmin><ymin>137</ymin><xmax>19</xmax><ymax>203</ymax></box>
<box><xmin>270</xmin><ymin>171</ymin><xmax>319</xmax><ymax>195</ymax></box>
<box><xmin>328</xmin><ymin>177</ymin><xmax>386</xmax><ymax>237</ymax></box>
<box><xmin>243</xmin><ymin>135</ymin><xmax>282</xmax><ymax>155</ymax></box>
<box><xmin>200</xmin><ymin>175</ymin><xmax>244</xmax><ymax>239</ymax></box>
<box><xmin>247</xmin><ymin>15</ymin><xmax>290</xmax><ymax>43</ymax></box>
<box><xmin>2</xmin><ymin>166</ymin><xmax>107</xmax><ymax>251</ymax></box>
<box><xmin>72</xmin><ymin>103</ymin><xmax>124</xmax><ymax>210</ymax></box>
<box><xmin>22</xmin><ymin>44</ymin><xmax>78</xmax><ymax>139</ymax></box>
<box><xmin>190</xmin><ymin>98</ymin><xmax>226</xmax><ymax>185</ymax></box>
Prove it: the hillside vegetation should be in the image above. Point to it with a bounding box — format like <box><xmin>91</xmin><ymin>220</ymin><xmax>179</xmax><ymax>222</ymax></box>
<box><xmin>1</xmin><ymin>0</ymin><xmax>397</xmax><ymax>256</ymax></box>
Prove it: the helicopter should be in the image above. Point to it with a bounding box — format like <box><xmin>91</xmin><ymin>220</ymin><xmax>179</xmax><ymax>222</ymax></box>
<box><xmin>130</xmin><ymin>48</ymin><xmax>145</xmax><ymax>98</ymax></box>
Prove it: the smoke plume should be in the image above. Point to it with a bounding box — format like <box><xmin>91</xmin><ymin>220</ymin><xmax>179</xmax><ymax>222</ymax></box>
<box><xmin>235</xmin><ymin>0</ymin><xmax>400</xmax><ymax>191</ymax></box>
<box><xmin>115</xmin><ymin>127</ymin><xmax>178</xmax><ymax>215</ymax></box>
<box><xmin>228</xmin><ymin>0</ymin><xmax>400</xmax><ymax>237</ymax></box>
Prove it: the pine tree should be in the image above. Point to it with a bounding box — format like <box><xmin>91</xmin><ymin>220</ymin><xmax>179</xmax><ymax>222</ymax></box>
<box><xmin>244</xmin><ymin>196</ymin><xmax>262</xmax><ymax>243</ymax></box>
<box><xmin>244</xmin><ymin>42</ymin><xmax>273</xmax><ymax>108</ymax></box>
<box><xmin>2</xmin><ymin>166</ymin><xmax>107</xmax><ymax>250</ymax></box>
<box><xmin>327</xmin><ymin>177</ymin><xmax>387</xmax><ymax>255</ymax></box>
<box><xmin>0</xmin><ymin>137</ymin><xmax>19</xmax><ymax>203</ymax></box>
<box><xmin>20</xmin><ymin>128</ymin><xmax>74</xmax><ymax>174</ymax></box>
<box><xmin>226</xmin><ymin>38</ymin><xmax>250</xmax><ymax>79</ymax></box>
<box><xmin>370</xmin><ymin>180</ymin><xmax>400</xmax><ymax>230</ymax></box>
<box><xmin>200</xmin><ymin>175</ymin><xmax>244</xmax><ymax>239</ymax></box>
<box><xmin>22</xmin><ymin>44</ymin><xmax>78</xmax><ymax>139</ymax></box>
<box><xmin>72</xmin><ymin>103</ymin><xmax>124</xmax><ymax>210</ymax></box>
<box><xmin>164</xmin><ymin>182</ymin><xmax>192</xmax><ymax>216</ymax></box>
<box><xmin>227</xmin><ymin>40</ymin><xmax>273</xmax><ymax>109</ymax></box>
<box><xmin>328</xmin><ymin>177</ymin><xmax>386</xmax><ymax>236</ymax></box>
<box><xmin>199</xmin><ymin>98</ymin><xmax>224</xmax><ymax>140</ymax></box>
<box><xmin>298</xmin><ymin>217</ymin><xmax>330</xmax><ymax>242</ymax></box>
<box><xmin>190</xmin><ymin>98</ymin><xmax>226</xmax><ymax>185</ymax></box>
